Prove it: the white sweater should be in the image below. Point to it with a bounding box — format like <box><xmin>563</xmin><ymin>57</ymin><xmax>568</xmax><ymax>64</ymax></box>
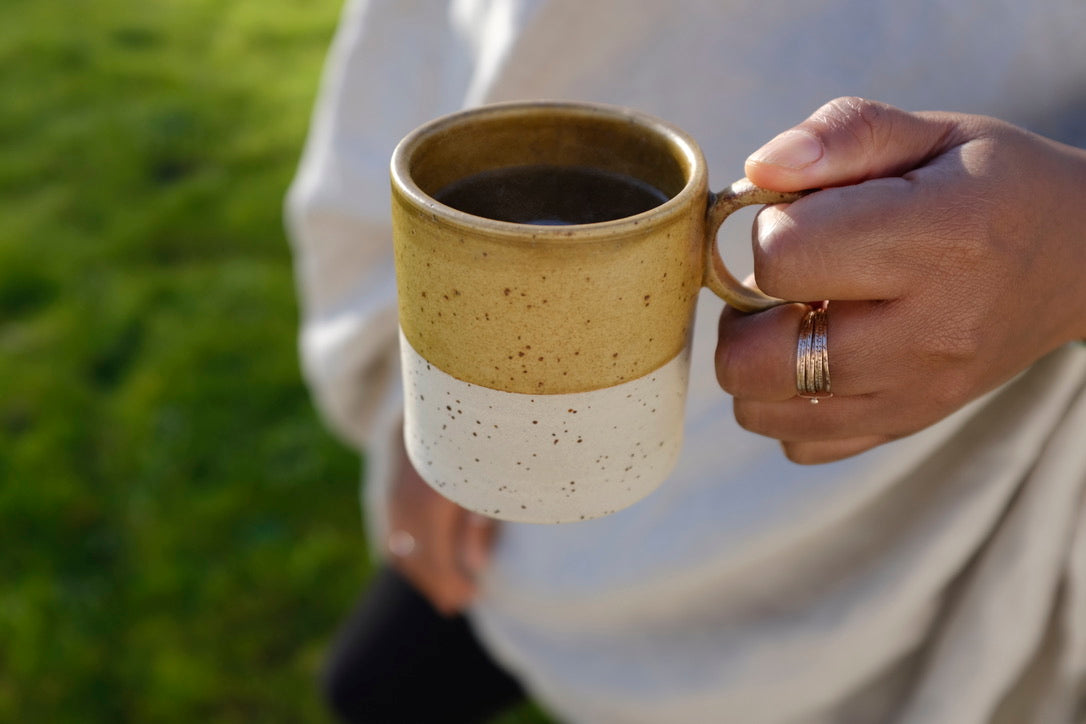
<box><xmin>286</xmin><ymin>1</ymin><xmax>1086</xmax><ymax>721</ymax></box>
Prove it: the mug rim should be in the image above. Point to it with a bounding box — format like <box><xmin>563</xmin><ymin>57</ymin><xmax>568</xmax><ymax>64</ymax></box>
<box><xmin>390</xmin><ymin>100</ymin><xmax>707</xmax><ymax>241</ymax></box>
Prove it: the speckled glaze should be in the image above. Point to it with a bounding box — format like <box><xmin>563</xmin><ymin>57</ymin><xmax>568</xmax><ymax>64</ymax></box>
<box><xmin>391</xmin><ymin>101</ymin><xmax>803</xmax><ymax>522</ymax></box>
<box><xmin>401</xmin><ymin>329</ymin><xmax>689</xmax><ymax>523</ymax></box>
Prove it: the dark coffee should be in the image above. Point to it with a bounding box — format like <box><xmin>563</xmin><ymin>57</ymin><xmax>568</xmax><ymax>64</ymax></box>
<box><xmin>433</xmin><ymin>164</ymin><xmax>670</xmax><ymax>225</ymax></box>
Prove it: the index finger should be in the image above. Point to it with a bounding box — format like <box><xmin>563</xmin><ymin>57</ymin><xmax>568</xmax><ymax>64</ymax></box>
<box><xmin>751</xmin><ymin>175</ymin><xmax>929</xmax><ymax>303</ymax></box>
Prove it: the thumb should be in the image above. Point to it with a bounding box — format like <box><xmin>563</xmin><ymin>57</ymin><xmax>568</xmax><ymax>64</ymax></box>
<box><xmin>744</xmin><ymin>97</ymin><xmax>958</xmax><ymax>191</ymax></box>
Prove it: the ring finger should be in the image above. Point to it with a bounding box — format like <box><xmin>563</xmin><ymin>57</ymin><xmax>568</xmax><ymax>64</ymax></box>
<box><xmin>715</xmin><ymin>298</ymin><xmax>900</xmax><ymax>403</ymax></box>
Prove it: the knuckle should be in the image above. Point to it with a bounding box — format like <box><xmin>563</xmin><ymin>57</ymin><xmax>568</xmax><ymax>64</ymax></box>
<box><xmin>753</xmin><ymin>209</ymin><xmax>806</xmax><ymax>297</ymax></box>
<box><xmin>814</xmin><ymin>96</ymin><xmax>883</xmax><ymax>139</ymax></box>
<box><xmin>714</xmin><ymin>337</ymin><xmax>744</xmax><ymax>395</ymax></box>
<box><xmin>914</xmin><ymin>299</ymin><xmax>989</xmax><ymax>367</ymax></box>
<box><xmin>808</xmin><ymin>96</ymin><xmax>900</xmax><ymax>174</ymax></box>
<box><xmin>925</xmin><ymin>365</ymin><xmax>978</xmax><ymax>415</ymax></box>
<box><xmin>939</xmin><ymin>323</ymin><xmax>985</xmax><ymax>362</ymax></box>
<box><xmin>852</xmin><ymin>98</ymin><xmax>887</xmax><ymax>149</ymax></box>
<box><xmin>732</xmin><ymin>400</ymin><xmax>770</xmax><ymax>435</ymax></box>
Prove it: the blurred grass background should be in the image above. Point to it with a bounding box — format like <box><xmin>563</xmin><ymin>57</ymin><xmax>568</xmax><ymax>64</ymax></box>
<box><xmin>0</xmin><ymin>0</ymin><xmax>367</xmax><ymax>720</ymax></box>
<box><xmin>0</xmin><ymin>1</ymin><xmax>556</xmax><ymax>720</ymax></box>
<box><xmin>1</xmin><ymin>1</ymin><xmax>550</xmax><ymax>721</ymax></box>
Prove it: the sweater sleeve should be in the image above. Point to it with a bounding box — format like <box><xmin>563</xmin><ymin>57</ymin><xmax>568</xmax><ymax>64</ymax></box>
<box><xmin>284</xmin><ymin>0</ymin><xmax>482</xmax><ymax>547</ymax></box>
<box><xmin>285</xmin><ymin>0</ymin><xmax>475</xmax><ymax>453</ymax></box>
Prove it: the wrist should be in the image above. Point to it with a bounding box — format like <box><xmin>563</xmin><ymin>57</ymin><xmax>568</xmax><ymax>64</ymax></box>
<box><xmin>1038</xmin><ymin>136</ymin><xmax>1086</xmax><ymax>343</ymax></box>
<box><xmin>1065</xmin><ymin>145</ymin><xmax>1086</xmax><ymax>340</ymax></box>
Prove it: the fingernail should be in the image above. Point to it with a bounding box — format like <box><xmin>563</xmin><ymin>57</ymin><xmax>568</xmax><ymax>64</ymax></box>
<box><xmin>748</xmin><ymin>129</ymin><xmax>823</xmax><ymax>170</ymax></box>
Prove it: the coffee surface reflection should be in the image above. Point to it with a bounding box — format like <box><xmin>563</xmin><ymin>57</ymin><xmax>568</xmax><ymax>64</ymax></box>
<box><xmin>434</xmin><ymin>164</ymin><xmax>670</xmax><ymax>225</ymax></box>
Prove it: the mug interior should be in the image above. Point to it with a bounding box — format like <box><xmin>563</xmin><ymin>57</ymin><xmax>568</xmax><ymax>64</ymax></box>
<box><xmin>398</xmin><ymin>103</ymin><xmax>696</xmax><ymax>223</ymax></box>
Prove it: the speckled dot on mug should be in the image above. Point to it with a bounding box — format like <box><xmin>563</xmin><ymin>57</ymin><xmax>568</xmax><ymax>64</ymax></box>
<box><xmin>391</xmin><ymin>101</ymin><xmax>804</xmax><ymax>523</ymax></box>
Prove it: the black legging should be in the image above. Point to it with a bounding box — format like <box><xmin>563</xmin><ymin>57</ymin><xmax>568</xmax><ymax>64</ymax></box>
<box><xmin>321</xmin><ymin>566</ymin><xmax>527</xmax><ymax>723</ymax></box>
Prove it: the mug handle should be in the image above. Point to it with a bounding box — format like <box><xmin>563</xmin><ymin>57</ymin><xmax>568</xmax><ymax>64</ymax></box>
<box><xmin>703</xmin><ymin>178</ymin><xmax>811</xmax><ymax>313</ymax></box>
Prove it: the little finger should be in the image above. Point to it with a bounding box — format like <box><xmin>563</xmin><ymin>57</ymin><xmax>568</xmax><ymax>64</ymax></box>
<box><xmin>780</xmin><ymin>435</ymin><xmax>896</xmax><ymax>465</ymax></box>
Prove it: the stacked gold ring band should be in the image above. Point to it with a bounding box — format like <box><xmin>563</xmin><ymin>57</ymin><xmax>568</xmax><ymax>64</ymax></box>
<box><xmin>796</xmin><ymin>303</ymin><xmax>832</xmax><ymax>403</ymax></box>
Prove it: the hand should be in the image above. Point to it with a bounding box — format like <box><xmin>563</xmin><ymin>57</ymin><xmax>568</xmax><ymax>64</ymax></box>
<box><xmin>385</xmin><ymin>432</ymin><xmax>499</xmax><ymax>615</ymax></box>
<box><xmin>716</xmin><ymin>97</ymin><xmax>1086</xmax><ymax>464</ymax></box>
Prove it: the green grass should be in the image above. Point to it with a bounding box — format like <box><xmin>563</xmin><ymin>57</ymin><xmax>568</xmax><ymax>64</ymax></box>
<box><xmin>0</xmin><ymin>0</ymin><xmax>371</xmax><ymax>720</ymax></box>
<box><xmin>0</xmin><ymin>1</ymin><xmax>554</xmax><ymax>720</ymax></box>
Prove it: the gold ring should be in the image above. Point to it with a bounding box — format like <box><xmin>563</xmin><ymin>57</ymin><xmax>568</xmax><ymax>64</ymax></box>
<box><xmin>796</xmin><ymin>302</ymin><xmax>832</xmax><ymax>403</ymax></box>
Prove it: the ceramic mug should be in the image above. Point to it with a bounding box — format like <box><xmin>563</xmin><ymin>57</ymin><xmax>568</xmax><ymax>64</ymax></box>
<box><xmin>391</xmin><ymin>101</ymin><xmax>802</xmax><ymax>523</ymax></box>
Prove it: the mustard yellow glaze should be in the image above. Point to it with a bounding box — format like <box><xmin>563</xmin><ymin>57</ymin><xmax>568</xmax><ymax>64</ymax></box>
<box><xmin>391</xmin><ymin>101</ymin><xmax>711</xmax><ymax>394</ymax></box>
<box><xmin>393</xmin><ymin>193</ymin><xmax>704</xmax><ymax>394</ymax></box>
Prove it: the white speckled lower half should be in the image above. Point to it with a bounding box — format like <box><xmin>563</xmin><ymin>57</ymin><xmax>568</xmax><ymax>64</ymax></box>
<box><xmin>400</xmin><ymin>328</ymin><xmax>690</xmax><ymax>523</ymax></box>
